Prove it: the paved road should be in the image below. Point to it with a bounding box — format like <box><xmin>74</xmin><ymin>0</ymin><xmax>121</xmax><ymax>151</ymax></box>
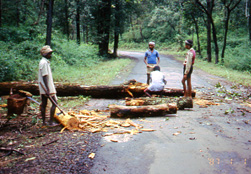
<box><xmin>90</xmin><ymin>51</ymin><xmax>251</xmax><ymax>174</ymax></box>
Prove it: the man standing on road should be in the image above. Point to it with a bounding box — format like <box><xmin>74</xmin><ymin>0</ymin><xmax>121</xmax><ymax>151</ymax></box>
<box><xmin>38</xmin><ymin>45</ymin><xmax>58</xmax><ymax>126</ymax></box>
<box><xmin>181</xmin><ymin>39</ymin><xmax>196</xmax><ymax>98</ymax></box>
<box><xmin>144</xmin><ymin>42</ymin><xmax>160</xmax><ymax>84</ymax></box>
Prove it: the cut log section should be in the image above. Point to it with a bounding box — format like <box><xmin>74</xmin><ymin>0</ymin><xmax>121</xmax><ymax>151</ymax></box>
<box><xmin>125</xmin><ymin>97</ymin><xmax>192</xmax><ymax>110</ymax></box>
<box><xmin>125</xmin><ymin>97</ymin><xmax>176</xmax><ymax>106</ymax></box>
<box><xmin>177</xmin><ymin>97</ymin><xmax>193</xmax><ymax>110</ymax></box>
<box><xmin>54</xmin><ymin>108</ymin><xmax>79</xmax><ymax>129</ymax></box>
<box><xmin>0</xmin><ymin>80</ymin><xmax>196</xmax><ymax>98</ymax></box>
<box><xmin>109</xmin><ymin>104</ymin><xmax>177</xmax><ymax>118</ymax></box>
<box><xmin>7</xmin><ymin>94</ymin><xmax>28</xmax><ymax>116</ymax></box>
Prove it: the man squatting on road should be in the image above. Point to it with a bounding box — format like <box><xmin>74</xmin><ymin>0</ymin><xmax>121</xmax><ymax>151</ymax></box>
<box><xmin>38</xmin><ymin>45</ymin><xmax>58</xmax><ymax>126</ymax></box>
<box><xmin>144</xmin><ymin>66</ymin><xmax>167</xmax><ymax>97</ymax></box>
<box><xmin>181</xmin><ymin>39</ymin><xmax>196</xmax><ymax>98</ymax></box>
<box><xmin>144</xmin><ymin>42</ymin><xmax>160</xmax><ymax>85</ymax></box>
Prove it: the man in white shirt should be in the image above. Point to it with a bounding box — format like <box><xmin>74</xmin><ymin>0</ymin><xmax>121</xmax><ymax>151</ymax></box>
<box><xmin>144</xmin><ymin>66</ymin><xmax>166</xmax><ymax>97</ymax></box>
<box><xmin>181</xmin><ymin>39</ymin><xmax>196</xmax><ymax>98</ymax></box>
<box><xmin>38</xmin><ymin>45</ymin><xmax>57</xmax><ymax>125</ymax></box>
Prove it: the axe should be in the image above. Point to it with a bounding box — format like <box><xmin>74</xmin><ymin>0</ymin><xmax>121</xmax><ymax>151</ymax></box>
<box><xmin>39</xmin><ymin>82</ymin><xmax>66</xmax><ymax>116</ymax></box>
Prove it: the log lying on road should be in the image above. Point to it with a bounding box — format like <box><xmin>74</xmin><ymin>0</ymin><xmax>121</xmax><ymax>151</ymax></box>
<box><xmin>125</xmin><ymin>97</ymin><xmax>177</xmax><ymax>106</ymax></box>
<box><xmin>177</xmin><ymin>97</ymin><xmax>193</xmax><ymax>110</ymax></box>
<box><xmin>109</xmin><ymin>104</ymin><xmax>177</xmax><ymax>118</ymax></box>
<box><xmin>54</xmin><ymin>108</ymin><xmax>79</xmax><ymax>129</ymax></box>
<box><xmin>126</xmin><ymin>97</ymin><xmax>193</xmax><ymax>110</ymax></box>
<box><xmin>0</xmin><ymin>81</ymin><xmax>195</xmax><ymax>98</ymax></box>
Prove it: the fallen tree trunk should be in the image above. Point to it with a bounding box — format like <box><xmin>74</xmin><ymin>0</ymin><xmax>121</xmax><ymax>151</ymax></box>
<box><xmin>125</xmin><ymin>97</ymin><xmax>193</xmax><ymax>110</ymax></box>
<box><xmin>109</xmin><ymin>104</ymin><xmax>177</xmax><ymax>118</ymax></box>
<box><xmin>125</xmin><ymin>97</ymin><xmax>177</xmax><ymax>106</ymax></box>
<box><xmin>0</xmin><ymin>81</ymin><xmax>195</xmax><ymax>98</ymax></box>
<box><xmin>54</xmin><ymin>108</ymin><xmax>79</xmax><ymax>130</ymax></box>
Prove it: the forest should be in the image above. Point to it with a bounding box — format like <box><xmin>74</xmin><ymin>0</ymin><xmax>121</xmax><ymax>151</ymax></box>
<box><xmin>0</xmin><ymin>0</ymin><xmax>251</xmax><ymax>82</ymax></box>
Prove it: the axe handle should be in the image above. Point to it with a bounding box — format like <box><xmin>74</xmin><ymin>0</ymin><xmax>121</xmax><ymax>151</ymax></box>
<box><xmin>39</xmin><ymin>82</ymin><xmax>66</xmax><ymax>115</ymax></box>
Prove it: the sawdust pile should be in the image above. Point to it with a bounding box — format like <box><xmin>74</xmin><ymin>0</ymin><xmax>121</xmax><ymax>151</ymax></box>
<box><xmin>65</xmin><ymin>109</ymin><xmax>155</xmax><ymax>142</ymax></box>
<box><xmin>194</xmin><ymin>99</ymin><xmax>220</xmax><ymax>108</ymax></box>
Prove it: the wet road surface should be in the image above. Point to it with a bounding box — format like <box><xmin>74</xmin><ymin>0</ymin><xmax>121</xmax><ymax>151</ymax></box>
<box><xmin>90</xmin><ymin>51</ymin><xmax>251</xmax><ymax>174</ymax></box>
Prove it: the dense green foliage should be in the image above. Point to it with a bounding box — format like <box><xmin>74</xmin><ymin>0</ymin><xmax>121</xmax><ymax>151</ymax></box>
<box><xmin>119</xmin><ymin>0</ymin><xmax>251</xmax><ymax>72</ymax></box>
<box><xmin>0</xmin><ymin>0</ymin><xmax>251</xmax><ymax>83</ymax></box>
<box><xmin>0</xmin><ymin>29</ymin><xmax>100</xmax><ymax>82</ymax></box>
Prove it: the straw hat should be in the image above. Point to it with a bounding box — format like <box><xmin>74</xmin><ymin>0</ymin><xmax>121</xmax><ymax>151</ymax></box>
<box><xmin>40</xmin><ymin>45</ymin><xmax>53</xmax><ymax>56</ymax></box>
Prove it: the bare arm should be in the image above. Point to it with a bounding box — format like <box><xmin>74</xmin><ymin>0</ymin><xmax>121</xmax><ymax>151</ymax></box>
<box><xmin>156</xmin><ymin>57</ymin><xmax>160</xmax><ymax>66</ymax></box>
<box><xmin>144</xmin><ymin>56</ymin><xmax>151</xmax><ymax>67</ymax></box>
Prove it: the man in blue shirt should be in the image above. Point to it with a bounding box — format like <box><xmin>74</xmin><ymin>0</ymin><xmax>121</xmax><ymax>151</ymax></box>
<box><xmin>144</xmin><ymin>42</ymin><xmax>160</xmax><ymax>84</ymax></box>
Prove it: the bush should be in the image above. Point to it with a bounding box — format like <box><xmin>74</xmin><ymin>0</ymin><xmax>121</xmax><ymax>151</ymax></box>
<box><xmin>0</xmin><ymin>31</ymin><xmax>102</xmax><ymax>82</ymax></box>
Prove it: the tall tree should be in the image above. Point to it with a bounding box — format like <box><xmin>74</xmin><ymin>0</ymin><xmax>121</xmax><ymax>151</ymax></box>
<box><xmin>221</xmin><ymin>0</ymin><xmax>241</xmax><ymax>61</ymax></box>
<box><xmin>96</xmin><ymin>0</ymin><xmax>112</xmax><ymax>56</ymax></box>
<box><xmin>183</xmin><ymin>1</ymin><xmax>203</xmax><ymax>56</ymax></box>
<box><xmin>33</xmin><ymin>0</ymin><xmax>45</xmax><ymax>25</ymax></box>
<box><xmin>45</xmin><ymin>0</ymin><xmax>54</xmax><ymax>45</ymax></box>
<box><xmin>113</xmin><ymin>0</ymin><xmax>121</xmax><ymax>57</ymax></box>
<box><xmin>16</xmin><ymin>0</ymin><xmax>20</xmax><ymax>26</ymax></box>
<box><xmin>76</xmin><ymin>0</ymin><xmax>80</xmax><ymax>44</ymax></box>
<box><xmin>248</xmin><ymin>0</ymin><xmax>251</xmax><ymax>41</ymax></box>
<box><xmin>64</xmin><ymin>0</ymin><xmax>70</xmax><ymax>40</ymax></box>
<box><xmin>196</xmin><ymin>0</ymin><xmax>220</xmax><ymax>64</ymax></box>
<box><xmin>0</xmin><ymin>0</ymin><xmax>2</xmax><ymax>27</ymax></box>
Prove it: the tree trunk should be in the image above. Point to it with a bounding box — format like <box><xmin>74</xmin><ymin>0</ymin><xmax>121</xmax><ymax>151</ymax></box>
<box><xmin>86</xmin><ymin>25</ymin><xmax>89</xmax><ymax>43</ymax></box>
<box><xmin>76</xmin><ymin>0</ymin><xmax>80</xmax><ymax>45</ymax></box>
<box><xmin>221</xmin><ymin>12</ymin><xmax>230</xmax><ymax>61</ymax></box>
<box><xmin>125</xmin><ymin>98</ymin><xmax>176</xmax><ymax>106</ymax></box>
<box><xmin>222</xmin><ymin>0</ymin><xmax>241</xmax><ymax>61</ymax></box>
<box><xmin>0</xmin><ymin>81</ymin><xmax>196</xmax><ymax>98</ymax></box>
<box><xmin>206</xmin><ymin>0</ymin><xmax>212</xmax><ymax>62</ymax></box>
<box><xmin>140</xmin><ymin>26</ymin><xmax>144</xmax><ymax>42</ymax></box>
<box><xmin>249</xmin><ymin>0</ymin><xmax>251</xmax><ymax>41</ymax></box>
<box><xmin>33</xmin><ymin>0</ymin><xmax>45</xmax><ymax>25</ymax></box>
<box><xmin>211</xmin><ymin>18</ymin><xmax>219</xmax><ymax>64</ymax></box>
<box><xmin>22</xmin><ymin>0</ymin><xmax>27</xmax><ymax>22</ymax></box>
<box><xmin>16</xmin><ymin>0</ymin><xmax>20</xmax><ymax>27</ymax></box>
<box><xmin>0</xmin><ymin>0</ymin><xmax>2</xmax><ymax>27</ymax></box>
<box><xmin>191</xmin><ymin>14</ymin><xmax>201</xmax><ymax>56</ymax></box>
<box><xmin>125</xmin><ymin>97</ymin><xmax>192</xmax><ymax>110</ymax></box>
<box><xmin>109</xmin><ymin>104</ymin><xmax>177</xmax><ymax>118</ymax></box>
<box><xmin>64</xmin><ymin>0</ymin><xmax>69</xmax><ymax>41</ymax></box>
<box><xmin>97</xmin><ymin>0</ymin><xmax>112</xmax><ymax>56</ymax></box>
<box><xmin>83</xmin><ymin>24</ymin><xmax>85</xmax><ymax>43</ymax></box>
<box><xmin>113</xmin><ymin>0</ymin><xmax>120</xmax><ymax>57</ymax></box>
<box><xmin>45</xmin><ymin>0</ymin><xmax>54</xmax><ymax>46</ymax></box>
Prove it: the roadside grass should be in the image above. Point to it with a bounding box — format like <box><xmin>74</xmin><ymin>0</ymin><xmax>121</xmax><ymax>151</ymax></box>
<box><xmin>160</xmin><ymin>49</ymin><xmax>251</xmax><ymax>87</ymax></box>
<box><xmin>53</xmin><ymin>58</ymin><xmax>132</xmax><ymax>85</ymax></box>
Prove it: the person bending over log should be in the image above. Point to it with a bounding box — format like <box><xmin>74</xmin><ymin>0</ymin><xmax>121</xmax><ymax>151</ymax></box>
<box><xmin>144</xmin><ymin>66</ymin><xmax>166</xmax><ymax>98</ymax></box>
<box><xmin>181</xmin><ymin>39</ymin><xmax>196</xmax><ymax>98</ymax></box>
<box><xmin>144</xmin><ymin>42</ymin><xmax>160</xmax><ymax>85</ymax></box>
<box><xmin>38</xmin><ymin>45</ymin><xmax>58</xmax><ymax>126</ymax></box>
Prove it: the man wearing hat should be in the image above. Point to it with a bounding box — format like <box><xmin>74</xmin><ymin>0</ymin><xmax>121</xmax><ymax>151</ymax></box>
<box><xmin>144</xmin><ymin>42</ymin><xmax>160</xmax><ymax>84</ymax></box>
<box><xmin>181</xmin><ymin>39</ymin><xmax>196</xmax><ymax>98</ymax></box>
<box><xmin>38</xmin><ymin>45</ymin><xmax>57</xmax><ymax>125</ymax></box>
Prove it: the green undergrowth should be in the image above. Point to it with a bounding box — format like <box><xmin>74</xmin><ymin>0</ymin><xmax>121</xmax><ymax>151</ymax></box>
<box><xmin>161</xmin><ymin>49</ymin><xmax>251</xmax><ymax>87</ymax></box>
<box><xmin>0</xmin><ymin>30</ymin><xmax>132</xmax><ymax>84</ymax></box>
<box><xmin>53</xmin><ymin>58</ymin><xmax>132</xmax><ymax>85</ymax></box>
<box><xmin>119</xmin><ymin>37</ymin><xmax>251</xmax><ymax>87</ymax></box>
